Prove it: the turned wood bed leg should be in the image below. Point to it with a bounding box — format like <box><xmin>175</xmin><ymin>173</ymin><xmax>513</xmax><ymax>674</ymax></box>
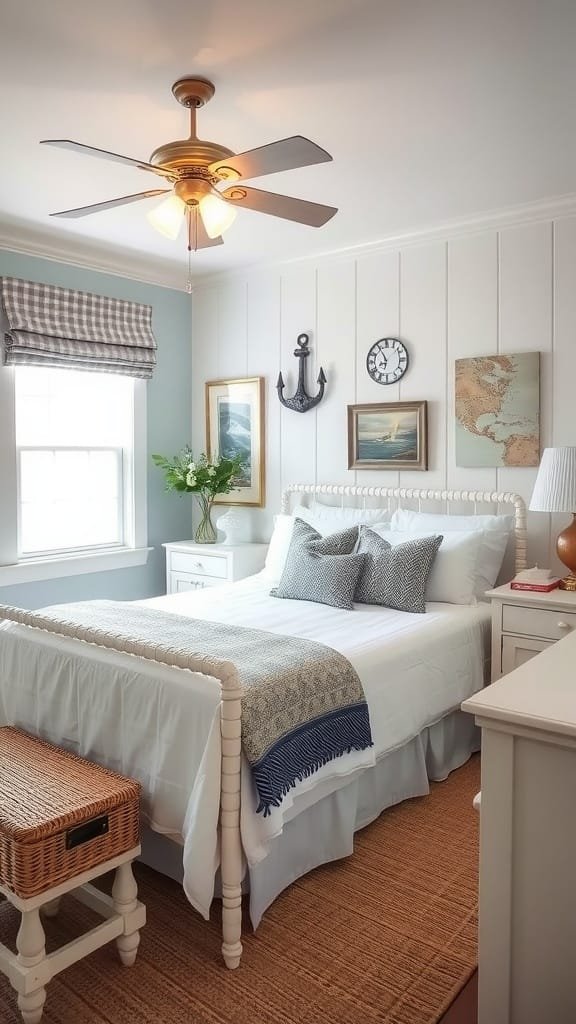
<box><xmin>220</xmin><ymin>668</ymin><xmax>243</xmax><ymax>970</ymax></box>
<box><xmin>16</xmin><ymin>908</ymin><xmax>46</xmax><ymax>1024</ymax></box>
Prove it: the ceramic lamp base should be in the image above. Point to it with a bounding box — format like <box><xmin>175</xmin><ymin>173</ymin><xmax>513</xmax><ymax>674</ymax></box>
<box><xmin>216</xmin><ymin>508</ymin><xmax>251</xmax><ymax>545</ymax></box>
<box><xmin>557</xmin><ymin>513</ymin><xmax>576</xmax><ymax>589</ymax></box>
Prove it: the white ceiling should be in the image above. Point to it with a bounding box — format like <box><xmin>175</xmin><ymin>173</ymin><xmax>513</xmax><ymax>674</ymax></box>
<box><xmin>1</xmin><ymin>0</ymin><xmax>575</xmax><ymax>286</ymax></box>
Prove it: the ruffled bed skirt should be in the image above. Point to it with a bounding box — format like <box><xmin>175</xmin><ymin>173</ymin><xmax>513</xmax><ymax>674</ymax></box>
<box><xmin>141</xmin><ymin>707</ymin><xmax>479</xmax><ymax>928</ymax></box>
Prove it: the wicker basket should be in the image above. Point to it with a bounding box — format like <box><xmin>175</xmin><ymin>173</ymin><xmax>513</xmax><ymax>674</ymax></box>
<box><xmin>0</xmin><ymin>727</ymin><xmax>141</xmax><ymax>899</ymax></box>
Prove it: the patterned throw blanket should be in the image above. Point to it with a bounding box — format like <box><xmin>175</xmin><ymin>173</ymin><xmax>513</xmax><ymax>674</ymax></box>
<box><xmin>0</xmin><ymin>601</ymin><xmax>373</xmax><ymax>816</ymax></box>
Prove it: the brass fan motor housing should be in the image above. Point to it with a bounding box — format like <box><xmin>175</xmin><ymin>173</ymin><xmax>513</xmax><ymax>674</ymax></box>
<box><xmin>149</xmin><ymin>138</ymin><xmax>233</xmax><ymax>180</ymax></box>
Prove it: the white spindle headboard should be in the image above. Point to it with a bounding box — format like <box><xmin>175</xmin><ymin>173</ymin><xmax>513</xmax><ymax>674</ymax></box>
<box><xmin>281</xmin><ymin>484</ymin><xmax>527</xmax><ymax>575</ymax></box>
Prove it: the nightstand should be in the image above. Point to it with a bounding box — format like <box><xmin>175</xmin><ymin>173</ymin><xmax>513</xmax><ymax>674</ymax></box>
<box><xmin>487</xmin><ymin>582</ymin><xmax>576</xmax><ymax>681</ymax></box>
<box><xmin>162</xmin><ymin>541</ymin><xmax>267</xmax><ymax>595</ymax></box>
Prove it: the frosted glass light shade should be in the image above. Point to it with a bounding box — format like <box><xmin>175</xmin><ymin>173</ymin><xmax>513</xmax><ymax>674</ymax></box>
<box><xmin>199</xmin><ymin>193</ymin><xmax>237</xmax><ymax>239</ymax></box>
<box><xmin>529</xmin><ymin>447</ymin><xmax>576</xmax><ymax>512</ymax></box>
<box><xmin>147</xmin><ymin>194</ymin><xmax>186</xmax><ymax>239</ymax></box>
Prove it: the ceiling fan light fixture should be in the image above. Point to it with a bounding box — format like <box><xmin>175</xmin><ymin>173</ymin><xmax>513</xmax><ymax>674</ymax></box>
<box><xmin>41</xmin><ymin>76</ymin><xmax>337</xmax><ymax>263</ymax></box>
<box><xmin>199</xmin><ymin>193</ymin><xmax>237</xmax><ymax>239</ymax></box>
<box><xmin>147</xmin><ymin>193</ymin><xmax>186</xmax><ymax>239</ymax></box>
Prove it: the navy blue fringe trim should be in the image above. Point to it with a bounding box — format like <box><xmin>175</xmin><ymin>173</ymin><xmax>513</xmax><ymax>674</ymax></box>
<box><xmin>252</xmin><ymin>702</ymin><xmax>373</xmax><ymax>816</ymax></box>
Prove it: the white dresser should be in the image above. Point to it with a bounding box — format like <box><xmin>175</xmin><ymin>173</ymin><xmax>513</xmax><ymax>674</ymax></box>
<box><xmin>488</xmin><ymin>583</ymin><xmax>576</xmax><ymax>680</ymax></box>
<box><xmin>163</xmin><ymin>541</ymin><xmax>267</xmax><ymax>595</ymax></box>
<box><xmin>462</xmin><ymin>632</ymin><xmax>576</xmax><ymax>1024</ymax></box>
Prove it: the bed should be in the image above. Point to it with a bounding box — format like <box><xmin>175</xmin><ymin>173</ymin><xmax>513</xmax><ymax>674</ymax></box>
<box><xmin>0</xmin><ymin>484</ymin><xmax>527</xmax><ymax>969</ymax></box>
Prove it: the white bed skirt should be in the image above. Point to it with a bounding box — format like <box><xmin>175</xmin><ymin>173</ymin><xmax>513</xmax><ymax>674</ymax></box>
<box><xmin>140</xmin><ymin>707</ymin><xmax>479</xmax><ymax>928</ymax></box>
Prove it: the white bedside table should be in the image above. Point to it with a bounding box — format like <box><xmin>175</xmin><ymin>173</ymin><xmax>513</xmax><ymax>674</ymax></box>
<box><xmin>162</xmin><ymin>541</ymin><xmax>267</xmax><ymax>595</ymax></box>
<box><xmin>487</xmin><ymin>582</ymin><xmax>576</xmax><ymax>680</ymax></box>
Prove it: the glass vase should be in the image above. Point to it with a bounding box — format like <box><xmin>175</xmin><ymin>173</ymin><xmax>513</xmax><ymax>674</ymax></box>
<box><xmin>194</xmin><ymin>494</ymin><xmax>217</xmax><ymax>544</ymax></box>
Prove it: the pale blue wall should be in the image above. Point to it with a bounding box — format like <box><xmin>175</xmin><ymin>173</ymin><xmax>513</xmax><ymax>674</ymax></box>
<box><xmin>0</xmin><ymin>250</ymin><xmax>192</xmax><ymax>608</ymax></box>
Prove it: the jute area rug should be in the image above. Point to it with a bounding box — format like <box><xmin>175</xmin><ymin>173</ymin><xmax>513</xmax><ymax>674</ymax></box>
<box><xmin>0</xmin><ymin>755</ymin><xmax>480</xmax><ymax>1024</ymax></box>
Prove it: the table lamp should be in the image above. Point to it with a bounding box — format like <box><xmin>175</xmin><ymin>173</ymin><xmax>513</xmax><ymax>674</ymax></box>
<box><xmin>529</xmin><ymin>447</ymin><xmax>576</xmax><ymax>590</ymax></box>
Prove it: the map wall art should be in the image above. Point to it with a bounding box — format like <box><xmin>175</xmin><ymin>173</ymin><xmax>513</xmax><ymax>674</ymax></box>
<box><xmin>455</xmin><ymin>352</ymin><xmax>540</xmax><ymax>467</ymax></box>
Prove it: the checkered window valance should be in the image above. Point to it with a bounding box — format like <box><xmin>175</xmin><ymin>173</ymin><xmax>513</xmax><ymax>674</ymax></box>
<box><xmin>1</xmin><ymin>277</ymin><xmax>157</xmax><ymax>378</ymax></box>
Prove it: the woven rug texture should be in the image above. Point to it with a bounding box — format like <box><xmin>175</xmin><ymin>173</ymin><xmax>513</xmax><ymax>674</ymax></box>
<box><xmin>0</xmin><ymin>755</ymin><xmax>480</xmax><ymax>1024</ymax></box>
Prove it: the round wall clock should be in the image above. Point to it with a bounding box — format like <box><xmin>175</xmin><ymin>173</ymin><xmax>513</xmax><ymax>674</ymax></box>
<box><xmin>366</xmin><ymin>338</ymin><xmax>409</xmax><ymax>385</ymax></box>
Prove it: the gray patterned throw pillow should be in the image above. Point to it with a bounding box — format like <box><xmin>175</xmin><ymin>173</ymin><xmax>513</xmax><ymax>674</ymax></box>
<box><xmin>271</xmin><ymin>518</ymin><xmax>366</xmax><ymax>609</ymax></box>
<box><xmin>355</xmin><ymin>526</ymin><xmax>442</xmax><ymax>613</ymax></box>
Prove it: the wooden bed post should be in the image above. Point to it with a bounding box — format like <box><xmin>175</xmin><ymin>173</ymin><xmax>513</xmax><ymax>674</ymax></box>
<box><xmin>219</xmin><ymin>663</ymin><xmax>244</xmax><ymax>970</ymax></box>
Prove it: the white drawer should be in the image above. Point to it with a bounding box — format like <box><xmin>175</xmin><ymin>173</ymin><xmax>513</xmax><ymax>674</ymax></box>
<box><xmin>170</xmin><ymin>551</ymin><xmax>229</xmax><ymax>579</ymax></box>
<box><xmin>502</xmin><ymin>604</ymin><xmax>576</xmax><ymax>642</ymax></box>
<box><xmin>501</xmin><ymin>634</ymin><xmax>553</xmax><ymax>674</ymax></box>
<box><xmin>169</xmin><ymin>571</ymin><xmax>222</xmax><ymax>594</ymax></box>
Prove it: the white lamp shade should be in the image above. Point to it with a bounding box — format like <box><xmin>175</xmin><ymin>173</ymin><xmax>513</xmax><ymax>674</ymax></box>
<box><xmin>529</xmin><ymin>447</ymin><xmax>576</xmax><ymax>512</ymax></box>
<box><xmin>199</xmin><ymin>193</ymin><xmax>237</xmax><ymax>239</ymax></box>
<box><xmin>147</xmin><ymin>194</ymin><xmax>186</xmax><ymax>239</ymax></box>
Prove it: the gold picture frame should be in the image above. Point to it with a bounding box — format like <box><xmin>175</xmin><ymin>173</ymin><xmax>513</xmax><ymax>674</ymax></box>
<box><xmin>205</xmin><ymin>376</ymin><xmax>265</xmax><ymax>506</ymax></box>
<box><xmin>347</xmin><ymin>401</ymin><xmax>428</xmax><ymax>471</ymax></box>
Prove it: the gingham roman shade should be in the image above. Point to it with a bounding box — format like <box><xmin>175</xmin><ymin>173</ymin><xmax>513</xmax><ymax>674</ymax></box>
<box><xmin>1</xmin><ymin>277</ymin><xmax>157</xmax><ymax>378</ymax></box>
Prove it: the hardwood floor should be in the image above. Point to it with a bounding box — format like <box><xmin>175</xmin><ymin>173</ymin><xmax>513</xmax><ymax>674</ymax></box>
<box><xmin>439</xmin><ymin>970</ymin><xmax>478</xmax><ymax>1023</ymax></box>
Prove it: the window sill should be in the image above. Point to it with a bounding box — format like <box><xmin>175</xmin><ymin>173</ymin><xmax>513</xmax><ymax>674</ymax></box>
<box><xmin>0</xmin><ymin>547</ymin><xmax>153</xmax><ymax>588</ymax></box>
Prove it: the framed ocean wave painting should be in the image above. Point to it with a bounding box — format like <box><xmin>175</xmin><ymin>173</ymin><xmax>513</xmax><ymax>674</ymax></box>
<box><xmin>347</xmin><ymin>401</ymin><xmax>428</xmax><ymax>471</ymax></box>
<box><xmin>205</xmin><ymin>376</ymin><xmax>265</xmax><ymax>506</ymax></box>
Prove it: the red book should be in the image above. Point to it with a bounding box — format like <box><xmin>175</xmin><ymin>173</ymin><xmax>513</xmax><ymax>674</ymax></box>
<box><xmin>510</xmin><ymin>579</ymin><xmax>561</xmax><ymax>593</ymax></box>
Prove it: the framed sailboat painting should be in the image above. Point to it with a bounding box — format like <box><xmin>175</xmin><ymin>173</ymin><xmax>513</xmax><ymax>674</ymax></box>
<box><xmin>347</xmin><ymin>401</ymin><xmax>428</xmax><ymax>471</ymax></box>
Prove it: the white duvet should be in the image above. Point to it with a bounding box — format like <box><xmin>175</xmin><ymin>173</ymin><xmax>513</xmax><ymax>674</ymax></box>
<box><xmin>0</xmin><ymin>575</ymin><xmax>489</xmax><ymax>919</ymax></box>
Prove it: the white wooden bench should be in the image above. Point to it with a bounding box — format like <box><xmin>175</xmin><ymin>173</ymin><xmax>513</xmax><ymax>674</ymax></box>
<box><xmin>0</xmin><ymin>727</ymin><xmax>146</xmax><ymax>1023</ymax></box>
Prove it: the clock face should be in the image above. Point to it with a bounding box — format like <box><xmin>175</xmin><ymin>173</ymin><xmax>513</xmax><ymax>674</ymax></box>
<box><xmin>366</xmin><ymin>338</ymin><xmax>409</xmax><ymax>385</ymax></box>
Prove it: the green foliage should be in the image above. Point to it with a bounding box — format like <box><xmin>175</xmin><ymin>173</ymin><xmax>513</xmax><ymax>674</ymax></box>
<box><xmin>152</xmin><ymin>446</ymin><xmax>244</xmax><ymax>497</ymax></box>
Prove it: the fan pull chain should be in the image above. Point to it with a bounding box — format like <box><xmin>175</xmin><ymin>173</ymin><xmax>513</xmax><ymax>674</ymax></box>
<box><xmin>186</xmin><ymin>208</ymin><xmax>193</xmax><ymax>293</ymax></box>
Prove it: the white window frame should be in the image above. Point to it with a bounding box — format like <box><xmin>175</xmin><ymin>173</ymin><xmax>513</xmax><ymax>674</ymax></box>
<box><xmin>0</xmin><ymin>366</ymin><xmax>151</xmax><ymax>586</ymax></box>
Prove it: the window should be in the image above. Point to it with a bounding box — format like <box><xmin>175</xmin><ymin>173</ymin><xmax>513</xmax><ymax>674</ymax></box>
<box><xmin>16</xmin><ymin>368</ymin><xmax>131</xmax><ymax>556</ymax></box>
<box><xmin>0</xmin><ymin>365</ymin><xmax>149</xmax><ymax>584</ymax></box>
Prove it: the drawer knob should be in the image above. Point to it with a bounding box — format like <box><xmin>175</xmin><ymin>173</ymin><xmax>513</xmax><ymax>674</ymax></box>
<box><xmin>194</xmin><ymin>561</ymin><xmax>204</xmax><ymax>570</ymax></box>
<box><xmin>557</xmin><ymin>620</ymin><xmax>571</xmax><ymax>630</ymax></box>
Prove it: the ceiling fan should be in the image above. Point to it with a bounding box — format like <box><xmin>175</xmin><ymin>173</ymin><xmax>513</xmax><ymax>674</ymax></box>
<box><xmin>40</xmin><ymin>76</ymin><xmax>338</xmax><ymax>255</ymax></box>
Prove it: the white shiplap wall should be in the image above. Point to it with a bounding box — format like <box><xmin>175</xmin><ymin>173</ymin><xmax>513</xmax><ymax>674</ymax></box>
<box><xmin>192</xmin><ymin>213</ymin><xmax>576</xmax><ymax>570</ymax></box>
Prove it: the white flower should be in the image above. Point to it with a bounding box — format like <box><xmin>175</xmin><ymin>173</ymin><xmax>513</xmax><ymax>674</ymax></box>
<box><xmin>207</xmin><ymin>466</ymin><xmax>216</xmax><ymax>477</ymax></box>
<box><xmin>186</xmin><ymin>472</ymin><xmax>197</xmax><ymax>487</ymax></box>
<box><xmin>188</xmin><ymin>461</ymin><xmax>196</xmax><ymax>471</ymax></box>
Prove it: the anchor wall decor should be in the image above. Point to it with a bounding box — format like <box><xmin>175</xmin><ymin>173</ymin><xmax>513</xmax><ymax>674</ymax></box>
<box><xmin>276</xmin><ymin>333</ymin><xmax>327</xmax><ymax>413</ymax></box>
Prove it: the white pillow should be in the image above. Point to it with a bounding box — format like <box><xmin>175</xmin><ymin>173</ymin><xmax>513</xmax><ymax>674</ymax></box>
<box><xmin>371</xmin><ymin>527</ymin><xmax>484</xmax><ymax>605</ymax></box>
<box><xmin>293</xmin><ymin>502</ymin><xmax>390</xmax><ymax>536</ymax></box>
<box><xmin>262</xmin><ymin>514</ymin><xmax>295</xmax><ymax>583</ymax></box>
<box><xmin>390</xmin><ymin>509</ymin><xmax>513</xmax><ymax>595</ymax></box>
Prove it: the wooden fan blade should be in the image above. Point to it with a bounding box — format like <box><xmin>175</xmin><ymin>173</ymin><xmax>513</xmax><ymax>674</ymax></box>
<box><xmin>188</xmin><ymin>207</ymin><xmax>224</xmax><ymax>250</ymax></box>
<box><xmin>49</xmin><ymin>190</ymin><xmax>171</xmax><ymax>219</ymax></box>
<box><xmin>40</xmin><ymin>140</ymin><xmax>176</xmax><ymax>181</ymax></box>
<box><xmin>209</xmin><ymin>136</ymin><xmax>332</xmax><ymax>182</ymax></box>
<box><xmin>220</xmin><ymin>186</ymin><xmax>337</xmax><ymax>227</ymax></box>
